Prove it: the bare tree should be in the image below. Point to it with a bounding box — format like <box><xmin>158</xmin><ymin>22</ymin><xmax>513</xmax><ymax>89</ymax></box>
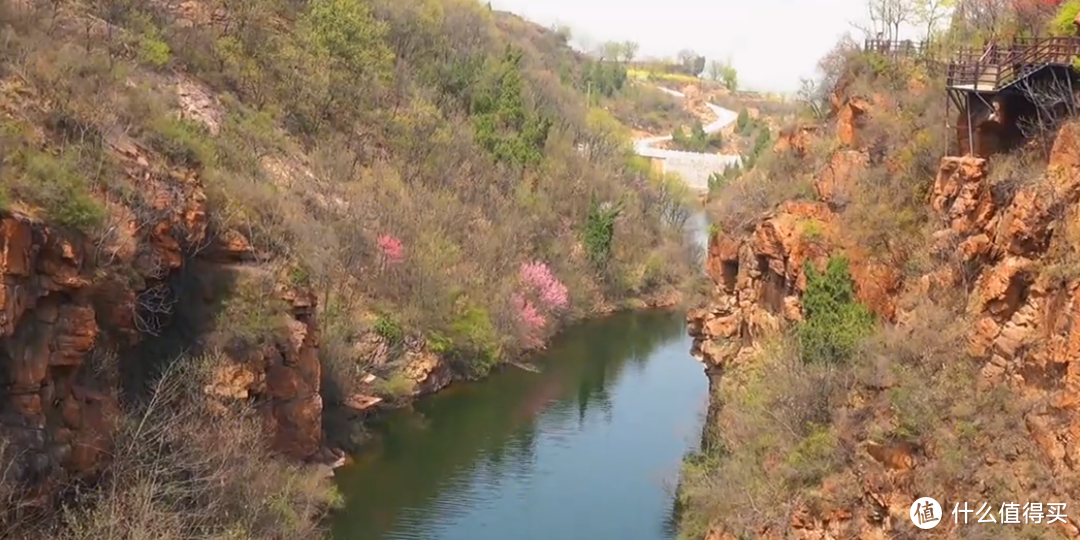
<box><xmin>1013</xmin><ymin>0</ymin><xmax>1059</xmax><ymax>37</ymax></box>
<box><xmin>852</xmin><ymin>0</ymin><xmax>916</xmax><ymax>41</ymax></box>
<box><xmin>599</xmin><ymin>41</ymin><xmax>624</xmax><ymax>61</ymax></box>
<box><xmin>802</xmin><ymin>34</ymin><xmax>859</xmax><ymax>119</ymax></box>
<box><xmin>798</xmin><ymin>77</ymin><xmax>827</xmax><ymax>119</ymax></box>
<box><xmin>551</xmin><ymin>22</ymin><xmax>572</xmax><ymax>43</ymax></box>
<box><xmin>1013</xmin><ymin>72</ymin><xmax>1078</xmax><ymax>156</ymax></box>
<box><xmin>914</xmin><ymin>0</ymin><xmax>955</xmax><ymax>39</ymax></box>
<box><xmin>621</xmin><ymin>40</ymin><xmax>640</xmax><ymax>63</ymax></box>
<box><xmin>954</xmin><ymin>0</ymin><xmax>1012</xmax><ymax>39</ymax></box>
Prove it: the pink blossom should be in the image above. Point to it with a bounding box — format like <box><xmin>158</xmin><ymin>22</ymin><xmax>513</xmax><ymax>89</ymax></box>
<box><xmin>511</xmin><ymin>292</ymin><xmax>547</xmax><ymax>331</ymax></box>
<box><xmin>519</xmin><ymin>261</ymin><xmax>569</xmax><ymax>311</ymax></box>
<box><xmin>377</xmin><ymin>234</ymin><xmax>404</xmax><ymax>264</ymax></box>
<box><xmin>511</xmin><ymin>292</ymin><xmax>546</xmax><ymax>348</ymax></box>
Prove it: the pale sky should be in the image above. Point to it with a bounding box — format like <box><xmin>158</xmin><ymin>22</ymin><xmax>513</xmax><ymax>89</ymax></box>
<box><xmin>490</xmin><ymin>0</ymin><xmax>922</xmax><ymax>93</ymax></box>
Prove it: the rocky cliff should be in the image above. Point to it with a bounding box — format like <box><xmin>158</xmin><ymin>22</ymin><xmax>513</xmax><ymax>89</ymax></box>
<box><xmin>685</xmin><ymin>86</ymin><xmax>1080</xmax><ymax>538</ymax></box>
<box><xmin>0</xmin><ymin>134</ymin><xmax>328</xmax><ymax>489</ymax></box>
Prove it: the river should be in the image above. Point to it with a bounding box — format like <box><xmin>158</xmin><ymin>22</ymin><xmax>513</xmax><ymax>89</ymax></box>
<box><xmin>330</xmin><ymin>213</ymin><xmax>710</xmax><ymax>540</ymax></box>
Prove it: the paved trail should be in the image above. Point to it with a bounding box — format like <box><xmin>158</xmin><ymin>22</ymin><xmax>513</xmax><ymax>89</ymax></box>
<box><xmin>632</xmin><ymin>87</ymin><xmax>742</xmax><ymax>191</ymax></box>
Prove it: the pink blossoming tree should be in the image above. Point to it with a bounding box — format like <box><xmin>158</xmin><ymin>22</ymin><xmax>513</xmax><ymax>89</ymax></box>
<box><xmin>377</xmin><ymin>234</ymin><xmax>405</xmax><ymax>267</ymax></box>
<box><xmin>511</xmin><ymin>261</ymin><xmax>569</xmax><ymax>348</ymax></box>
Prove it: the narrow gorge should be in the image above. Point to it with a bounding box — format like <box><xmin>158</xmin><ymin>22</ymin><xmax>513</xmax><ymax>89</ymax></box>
<box><xmin>12</xmin><ymin>0</ymin><xmax>1080</xmax><ymax>539</ymax></box>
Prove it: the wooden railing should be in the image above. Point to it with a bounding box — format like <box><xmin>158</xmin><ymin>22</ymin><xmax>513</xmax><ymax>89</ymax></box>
<box><xmin>945</xmin><ymin>37</ymin><xmax>1080</xmax><ymax>91</ymax></box>
<box><xmin>863</xmin><ymin>39</ymin><xmax>929</xmax><ymax>58</ymax></box>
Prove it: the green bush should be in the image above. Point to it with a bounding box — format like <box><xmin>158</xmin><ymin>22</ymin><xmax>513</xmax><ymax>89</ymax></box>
<box><xmin>375</xmin><ymin>372</ymin><xmax>416</xmax><ymax>399</ymax></box>
<box><xmin>735</xmin><ymin>107</ymin><xmax>749</xmax><ymax>132</ymax></box>
<box><xmin>797</xmin><ymin>256</ymin><xmax>875</xmax><ymax>365</ymax></box>
<box><xmin>1050</xmin><ymin>0</ymin><xmax>1080</xmax><ymax>36</ymax></box>
<box><xmin>671</xmin><ymin>120</ymin><xmax>723</xmax><ymax>153</ymax></box>
<box><xmin>138</xmin><ymin>30</ymin><xmax>172</xmax><ymax>67</ymax></box>
<box><xmin>217</xmin><ymin>276</ymin><xmax>289</xmax><ymax>344</ymax></box>
<box><xmin>145</xmin><ymin>114</ymin><xmax>217</xmax><ymax>168</ymax></box>
<box><xmin>8</xmin><ymin>147</ymin><xmax>105</xmax><ymax>231</ymax></box>
<box><xmin>583</xmin><ymin>197</ymin><xmax>623</xmax><ymax>265</ymax></box>
<box><xmin>373</xmin><ymin>314</ymin><xmax>403</xmax><ymax>345</ymax></box>
<box><xmin>782</xmin><ymin>426</ymin><xmax>838</xmax><ymax>485</ymax></box>
<box><xmin>449</xmin><ymin>304</ymin><xmax>501</xmax><ymax>364</ymax></box>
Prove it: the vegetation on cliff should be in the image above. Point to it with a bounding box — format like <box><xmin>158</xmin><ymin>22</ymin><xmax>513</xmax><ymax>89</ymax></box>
<box><xmin>0</xmin><ymin>0</ymin><xmax>700</xmax><ymax>537</ymax></box>
<box><xmin>679</xmin><ymin>1</ymin><xmax>1080</xmax><ymax>538</ymax></box>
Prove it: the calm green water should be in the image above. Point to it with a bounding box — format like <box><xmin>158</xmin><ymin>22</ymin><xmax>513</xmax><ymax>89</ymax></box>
<box><xmin>330</xmin><ymin>309</ymin><xmax>708</xmax><ymax>540</ymax></box>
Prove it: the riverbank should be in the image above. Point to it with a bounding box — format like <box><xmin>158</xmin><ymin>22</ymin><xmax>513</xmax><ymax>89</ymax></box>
<box><xmin>325</xmin><ymin>280</ymin><xmax>700</xmax><ymax>454</ymax></box>
<box><xmin>327</xmin><ymin>204</ymin><xmax>714</xmax><ymax>455</ymax></box>
<box><xmin>320</xmin><ymin>202</ymin><xmax>714</xmax><ymax>536</ymax></box>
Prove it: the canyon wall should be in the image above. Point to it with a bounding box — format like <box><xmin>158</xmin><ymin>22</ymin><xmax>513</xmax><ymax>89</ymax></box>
<box><xmin>685</xmin><ymin>89</ymin><xmax>1080</xmax><ymax>538</ymax></box>
<box><xmin>0</xmin><ymin>136</ymin><xmax>327</xmax><ymax>488</ymax></box>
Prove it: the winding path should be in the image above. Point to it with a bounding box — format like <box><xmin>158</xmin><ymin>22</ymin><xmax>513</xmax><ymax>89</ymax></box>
<box><xmin>633</xmin><ymin>87</ymin><xmax>742</xmax><ymax>191</ymax></box>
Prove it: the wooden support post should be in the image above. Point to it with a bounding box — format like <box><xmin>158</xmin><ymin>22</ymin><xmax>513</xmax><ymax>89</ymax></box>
<box><xmin>966</xmin><ymin>95</ymin><xmax>975</xmax><ymax>157</ymax></box>
<box><xmin>944</xmin><ymin>92</ymin><xmax>951</xmax><ymax>157</ymax></box>
<box><xmin>1069</xmin><ymin>70</ymin><xmax>1077</xmax><ymax>117</ymax></box>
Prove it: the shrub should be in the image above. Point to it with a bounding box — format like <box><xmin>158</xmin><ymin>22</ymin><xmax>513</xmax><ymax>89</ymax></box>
<box><xmin>735</xmin><ymin>107</ymin><xmax>749</xmax><ymax>131</ymax></box>
<box><xmin>137</xmin><ymin>29</ymin><xmax>172</xmax><ymax>67</ymax></box>
<box><xmin>144</xmin><ymin>114</ymin><xmax>217</xmax><ymax>168</ymax></box>
<box><xmin>676</xmin><ymin>338</ymin><xmax>852</xmax><ymax>538</ymax></box>
<box><xmin>373</xmin><ymin>314</ymin><xmax>403</xmax><ymax>344</ymax></box>
<box><xmin>671</xmin><ymin>120</ymin><xmax>723</xmax><ymax>153</ymax></box>
<box><xmin>583</xmin><ymin>197</ymin><xmax>624</xmax><ymax>265</ymax></box>
<box><xmin>7</xmin><ymin>146</ymin><xmax>106</xmax><ymax>231</ymax></box>
<box><xmin>375</xmin><ymin>372</ymin><xmax>416</xmax><ymax>399</ymax></box>
<box><xmin>800</xmin><ymin>218</ymin><xmax>824</xmax><ymax>242</ymax></box>
<box><xmin>797</xmin><ymin>256</ymin><xmax>875</xmax><ymax>365</ymax></box>
<box><xmin>447</xmin><ymin>302</ymin><xmax>502</xmax><ymax>375</ymax></box>
<box><xmin>217</xmin><ymin>275</ymin><xmax>289</xmax><ymax>344</ymax></box>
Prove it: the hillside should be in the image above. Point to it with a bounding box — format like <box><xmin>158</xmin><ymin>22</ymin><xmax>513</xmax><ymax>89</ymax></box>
<box><xmin>679</xmin><ymin>3</ymin><xmax>1080</xmax><ymax>539</ymax></box>
<box><xmin>0</xmin><ymin>1</ymin><xmax>701</xmax><ymax>538</ymax></box>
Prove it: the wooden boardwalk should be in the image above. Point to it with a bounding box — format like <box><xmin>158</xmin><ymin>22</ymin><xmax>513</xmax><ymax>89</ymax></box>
<box><xmin>942</xmin><ymin>37</ymin><xmax>1080</xmax><ymax>155</ymax></box>
<box><xmin>945</xmin><ymin>37</ymin><xmax>1080</xmax><ymax>93</ymax></box>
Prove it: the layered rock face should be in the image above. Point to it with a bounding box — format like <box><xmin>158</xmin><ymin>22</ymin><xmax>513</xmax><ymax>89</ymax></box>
<box><xmin>1</xmin><ymin>216</ymin><xmax>120</xmax><ymax>480</ymax></box>
<box><xmin>687</xmin><ymin>102</ymin><xmax>1080</xmax><ymax>538</ymax></box>
<box><xmin>0</xmin><ymin>140</ymin><xmax>326</xmax><ymax>486</ymax></box>
<box><xmin>930</xmin><ymin>124</ymin><xmax>1080</xmax><ymax>487</ymax></box>
<box><xmin>0</xmin><ymin>144</ymin><xmax>209</xmax><ymax>481</ymax></box>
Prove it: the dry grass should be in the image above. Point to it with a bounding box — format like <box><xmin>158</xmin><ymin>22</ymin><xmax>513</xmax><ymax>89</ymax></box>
<box><xmin>677</xmin><ymin>337</ymin><xmax>857</xmax><ymax>538</ymax></box>
<box><xmin>1</xmin><ymin>353</ymin><xmax>341</xmax><ymax>540</ymax></box>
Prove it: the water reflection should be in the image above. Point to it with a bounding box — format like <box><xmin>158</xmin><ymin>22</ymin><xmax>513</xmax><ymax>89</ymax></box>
<box><xmin>332</xmin><ymin>309</ymin><xmax>706</xmax><ymax>540</ymax></box>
